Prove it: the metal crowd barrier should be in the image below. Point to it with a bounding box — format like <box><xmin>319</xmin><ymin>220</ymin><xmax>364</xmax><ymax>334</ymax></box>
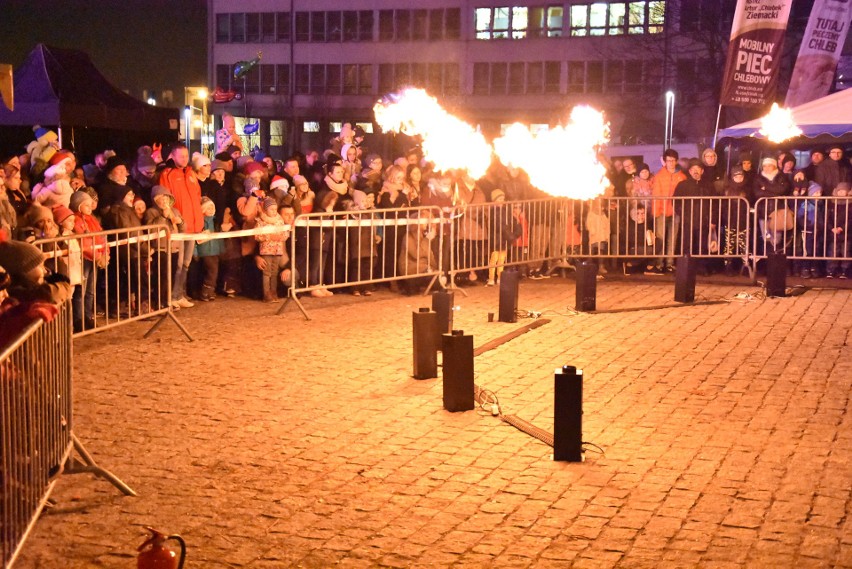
<box><xmin>35</xmin><ymin>226</ymin><xmax>192</xmax><ymax>341</ymax></box>
<box><xmin>282</xmin><ymin>205</ymin><xmax>444</xmax><ymax>319</ymax></box>
<box><xmin>753</xmin><ymin>196</ymin><xmax>852</xmax><ymax>274</ymax></box>
<box><xmin>24</xmin><ymin>195</ymin><xmax>852</xmax><ymax>333</ymax></box>
<box><xmin>1</xmin><ymin>303</ymin><xmax>134</xmax><ymax>569</ymax></box>
<box><xmin>447</xmin><ymin>196</ymin><xmax>754</xmax><ymax>282</ymax></box>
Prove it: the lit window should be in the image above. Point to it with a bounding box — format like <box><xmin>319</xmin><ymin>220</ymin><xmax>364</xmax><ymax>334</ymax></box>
<box><xmin>475</xmin><ymin>8</ymin><xmax>492</xmax><ymax>39</ymax></box>
<box><xmin>512</xmin><ymin>7</ymin><xmax>528</xmax><ymax>38</ymax></box>
<box><xmin>570</xmin><ymin>1</ymin><xmax>666</xmax><ymax>36</ymax></box>
<box><xmin>494</xmin><ymin>7</ymin><xmax>510</xmax><ymax>38</ymax></box>
<box><xmin>527</xmin><ymin>6</ymin><xmax>563</xmax><ymax>38</ymax></box>
<box><xmin>303</xmin><ymin>121</ymin><xmax>320</xmax><ymax>133</ymax></box>
<box><xmin>648</xmin><ymin>1</ymin><xmax>666</xmax><ymax>33</ymax></box>
<box><xmin>628</xmin><ymin>2</ymin><xmax>645</xmax><ymax>33</ymax></box>
<box><xmin>608</xmin><ymin>4</ymin><xmax>626</xmax><ymax>35</ymax></box>
<box><xmin>589</xmin><ymin>4</ymin><xmax>607</xmax><ymax>35</ymax></box>
<box><xmin>475</xmin><ymin>6</ymin><xmax>532</xmax><ymax>40</ymax></box>
<box><xmin>570</xmin><ymin>6</ymin><xmax>588</xmax><ymax>36</ymax></box>
<box><xmin>270</xmin><ymin>120</ymin><xmax>285</xmax><ymax>147</ymax></box>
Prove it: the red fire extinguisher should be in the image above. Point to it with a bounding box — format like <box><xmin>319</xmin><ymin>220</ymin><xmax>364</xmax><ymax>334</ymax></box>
<box><xmin>137</xmin><ymin>527</ymin><xmax>186</xmax><ymax>569</ymax></box>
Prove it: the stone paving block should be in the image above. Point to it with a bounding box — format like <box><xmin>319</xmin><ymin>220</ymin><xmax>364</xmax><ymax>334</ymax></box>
<box><xmin>9</xmin><ymin>282</ymin><xmax>852</xmax><ymax>567</ymax></box>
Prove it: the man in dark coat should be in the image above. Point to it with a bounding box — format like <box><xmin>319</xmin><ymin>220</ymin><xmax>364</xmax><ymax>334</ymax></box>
<box><xmin>674</xmin><ymin>159</ymin><xmax>716</xmax><ymax>263</ymax></box>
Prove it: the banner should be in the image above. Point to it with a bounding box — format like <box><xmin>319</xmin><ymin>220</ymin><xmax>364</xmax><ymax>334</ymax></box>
<box><xmin>720</xmin><ymin>0</ymin><xmax>794</xmax><ymax>108</ymax></box>
<box><xmin>785</xmin><ymin>0</ymin><xmax>852</xmax><ymax>107</ymax></box>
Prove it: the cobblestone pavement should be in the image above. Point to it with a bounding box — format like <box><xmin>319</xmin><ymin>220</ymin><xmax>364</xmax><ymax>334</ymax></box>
<box><xmin>15</xmin><ymin>275</ymin><xmax>852</xmax><ymax>568</ymax></box>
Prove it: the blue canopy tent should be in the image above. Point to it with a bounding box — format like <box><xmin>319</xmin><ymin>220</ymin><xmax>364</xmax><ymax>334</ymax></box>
<box><xmin>0</xmin><ymin>44</ymin><xmax>178</xmax><ymax>158</ymax></box>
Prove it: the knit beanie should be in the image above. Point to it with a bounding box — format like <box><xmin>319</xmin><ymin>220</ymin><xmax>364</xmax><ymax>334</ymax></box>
<box><xmin>82</xmin><ymin>186</ymin><xmax>99</xmax><ymax>202</ymax></box>
<box><xmin>69</xmin><ymin>190</ymin><xmax>94</xmax><ymax>213</ymax></box>
<box><xmin>0</xmin><ymin>238</ymin><xmax>45</xmax><ymax>277</ymax></box>
<box><xmin>292</xmin><ymin>174</ymin><xmax>308</xmax><ymax>187</ymax></box>
<box><xmin>150</xmin><ymin>185</ymin><xmax>175</xmax><ymax>205</ymax></box>
<box><xmin>192</xmin><ymin>152</ymin><xmax>211</xmax><ymax>170</ymax></box>
<box><xmin>243</xmin><ymin>161</ymin><xmax>265</xmax><ymax>177</ymax></box>
<box><xmin>33</xmin><ymin>125</ymin><xmax>58</xmax><ymax>146</ymax></box>
<box><xmin>490</xmin><ymin>189</ymin><xmax>506</xmax><ymax>202</ymax></box>
<box><xmin>807</xmin><ymin>182</ymin><xmax>823</xmax><ymax>197</ymax></box>
<box><xmin>244</xmin><ymin>178</ymin><xmax>260</xmax><ymax>193</ymax></box>
<box><xmin>52</xmin><ymin>205</ymin><xmax>75</xmax><ymax>224</ymax></box>
<box><xmin>235</xmin><ymin>155</ymin><xmax>252</xmax><ymax>171</ymax></box>
<box><xmin>262</xmin><ymin>197</ymin><xmax>277</xmax><ymax>212</ymax></box>
<box><xmin>211</xmin><ymin>159</ymin><xmax>227</xmax><ymax>172</ymax></box>
<box><xmin>103</xmin><ymin>155</ymin><xmax>126</xmax><ymax>176</ymax></box>
<box><xmin>136</xmin><ymin>150</ymin><xmax>157</xmax><ymax>172</ymax></box>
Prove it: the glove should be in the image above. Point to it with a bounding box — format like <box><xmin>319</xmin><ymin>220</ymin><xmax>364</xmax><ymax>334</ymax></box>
<box><xmin>44</xmin><ymin>272</ymin><xmax>71</xmax><ymax>284</ymax></box>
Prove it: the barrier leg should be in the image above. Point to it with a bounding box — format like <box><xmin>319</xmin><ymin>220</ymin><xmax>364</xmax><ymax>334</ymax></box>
<box><xmin>64</xmin><ymin>434</ymin><xmax>137</xmax><ymax>497</ymax></box>
<box><xmin>143</xmin><ymin>311</ymin><xmax>194</xmax><ymax>342</ymax></box>
<box><xmin>422</xmin><ymin>273</ymin><xmax>440</xmax><ymax>295</ymax></box>
<box><xmin>276</xmin><ymin>291</ymin><xmax>311</xmax><ymax>320</ymax></box>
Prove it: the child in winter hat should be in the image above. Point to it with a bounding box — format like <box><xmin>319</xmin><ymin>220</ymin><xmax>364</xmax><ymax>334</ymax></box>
<box><xmin>0</xmin><ymin>233</ymin><xmax>72</xmax><ymax>303</ymax></box>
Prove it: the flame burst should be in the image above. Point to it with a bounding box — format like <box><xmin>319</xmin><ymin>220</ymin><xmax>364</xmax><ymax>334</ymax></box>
<box><xmin>758</xmin><ymin>103</ymin><xmax>802</xmax><ymax>143</ymax></box>
<box><xmin>494</xmin><ymin>106</ymin><xmax>611</xmax><ymax>200</ymax></box>
<box><xmin>373</xmin><ymin>88</ymin><xmax>492</xmax><ymax>179</ymax></box>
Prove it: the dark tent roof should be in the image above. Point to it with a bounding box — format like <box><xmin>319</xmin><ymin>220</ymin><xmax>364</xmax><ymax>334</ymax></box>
<box><xmin>0</xmin><ymin>43</ymin><xmax>178</xmax><ymax>131</ymax></box>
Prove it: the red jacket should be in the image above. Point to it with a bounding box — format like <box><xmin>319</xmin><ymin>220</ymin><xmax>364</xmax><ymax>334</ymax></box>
<box><xmin>73</xmin><ymin>213</ymin><xmax>108</xmax><ymax>262</ymax></box>
<box><xmin>158</xmin><ymin>166</ymin><xmax>203</xmax><ymax>233</ymax></box>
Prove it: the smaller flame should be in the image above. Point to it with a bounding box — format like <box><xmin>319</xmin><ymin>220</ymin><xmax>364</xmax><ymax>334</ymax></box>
<box><xmin>373</xmin><ymin>88</ymin><xmax>492</xmax><ymax>179</ymax></box>
<box><xmin>758</xmin><ymin>103</ymin><xmax>802</xmax><ymax>143</ymax></box>
<box><xmin>493</xmin><ymin>106</ymin><xmax>611</xmax><ymax>200</ymax></box>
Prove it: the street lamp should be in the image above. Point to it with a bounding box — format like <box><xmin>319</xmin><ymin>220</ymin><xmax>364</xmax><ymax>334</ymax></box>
<box><xmin>664</xmin><ymin>90</ymin><xmax>675</xmax><ymax>151</ymax></box>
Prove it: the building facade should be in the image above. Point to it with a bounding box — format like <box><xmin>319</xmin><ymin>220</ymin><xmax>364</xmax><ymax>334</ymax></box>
<box><xmin>208</xmin><ymin>0</ymin><xmax>812</xmax><ymax>158</ymax></box>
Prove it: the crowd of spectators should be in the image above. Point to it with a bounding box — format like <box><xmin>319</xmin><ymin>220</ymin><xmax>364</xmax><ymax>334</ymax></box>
<box><xmin>1</xmin><ymin>116</ymin><xmax>851</xmax><ymax>337</ymax></box>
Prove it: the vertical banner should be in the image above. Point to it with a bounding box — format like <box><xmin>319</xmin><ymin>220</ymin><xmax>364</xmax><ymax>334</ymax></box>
<box><xmin>719</xmin><ymin>0</ymin><xmax>793</xmax><ymax>108</ymax></box>
<box><xmin>785</xmin><ymin>0</ymin><xmax>852</xmax><ymax>107</ymax></box>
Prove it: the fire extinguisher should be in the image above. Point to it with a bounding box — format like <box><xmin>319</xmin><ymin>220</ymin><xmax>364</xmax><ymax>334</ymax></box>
<box><xmin>137</xmin><ymin>527</ymin><xmax>186</xmax><ymax>569</ymax></box>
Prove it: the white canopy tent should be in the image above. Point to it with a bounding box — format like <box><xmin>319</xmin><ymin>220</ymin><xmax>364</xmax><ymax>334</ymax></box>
<box><xmin>718</xmin><ymin>89</ymin><xmax>852</xmax><ymax>142</ymax></box>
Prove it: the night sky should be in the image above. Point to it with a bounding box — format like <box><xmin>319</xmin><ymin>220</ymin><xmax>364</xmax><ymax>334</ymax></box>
<box><xmin>0</xmin><ymin>0</ymin><xmax>207</xmax><ymax>105</ymax></box>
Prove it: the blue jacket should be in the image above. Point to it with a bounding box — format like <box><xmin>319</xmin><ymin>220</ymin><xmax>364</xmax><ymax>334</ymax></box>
<box><xmin>195</xmin><ymin>215</ymin><xmax>224</xmax><ymax>258</ymax></box>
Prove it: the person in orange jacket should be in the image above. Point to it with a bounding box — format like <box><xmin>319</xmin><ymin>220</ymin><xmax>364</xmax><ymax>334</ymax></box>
<box><xmin>648</xmin><ymin>148</ymin><xmax>687</xmax><ymax>274</ymax></box>
<box><xmin>158</xmin><ymin>142</ymin><xmax>202</xmax><ymax>307</ymax></box>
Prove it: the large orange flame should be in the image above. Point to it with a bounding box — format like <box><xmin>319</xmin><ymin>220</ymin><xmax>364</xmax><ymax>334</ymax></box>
<box><xmin>373</xmin><ymin>88</ymin><xmax>492</xmax><ymax>179</ymax></box>
<box><xmin>494</xmin><ymin>106</ymin><xmax>611</xmax><ymax>200</ymax></box>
